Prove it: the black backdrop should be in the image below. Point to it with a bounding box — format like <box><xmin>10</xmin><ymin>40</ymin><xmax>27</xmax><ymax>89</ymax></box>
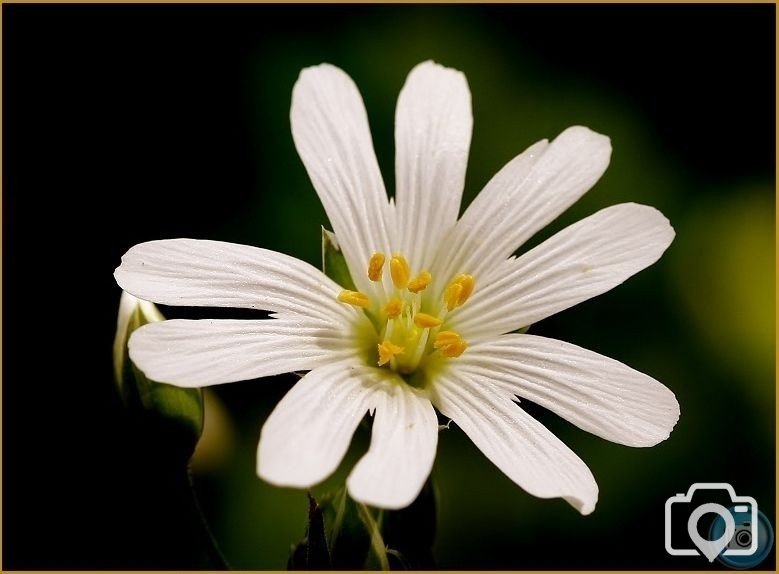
<box><xmin>3</xmin><ymin>3</ymin><xmax>775</xmax><ymax>569</ymax></box>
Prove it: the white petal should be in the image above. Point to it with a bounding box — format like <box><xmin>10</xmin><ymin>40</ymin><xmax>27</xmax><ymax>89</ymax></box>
<box><xmin>257</xmin><ymin>361</ymin><xmax>389</xmax><ymax>489</ymax></box>
<box><xmin>291</xmin><ymin>64</ymin><xmax>392</xmax><ymax>294</ymax></box>
<box><xmin>432</xmin><ymin>368</ymin><xmax>598</xmax><ymax>514</ymax></box>
<box><xmin>451</xmin><ymin>203</ymin><xmax>675</xmax><ymax>339</ymax></box>
<box><xmin>347</xmin><ymin>378</ymin><xmax>438</xmax><ymax>509</ymax></box>
<box><xmin>395</xmin><ymin>61</ymin><xmax>472</xmax><ymax>271</ymax></box>
<box><xmin>114</xmin><ymin>239</ymin><xmax>354</xmax><ymax>324</ymax></box>
<box><xmin>129</xmin><ymin>318</ymin><xmax>362</xmax><ymax>387</ymax></box>
<box><xmin>456</xmin><ymin>334</ymin><xmax>680</xmax><ymax>447</ymax></box>
<box><xmin>433</xmin><ymin>126</ymin><xmax>610</xmax><ymax>286</ymax></box>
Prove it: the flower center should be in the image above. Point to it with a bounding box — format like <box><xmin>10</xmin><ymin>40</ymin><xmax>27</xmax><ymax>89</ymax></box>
<box><xmin>337</xmin><ymin>252</ymin><xmax>474</xmax><ymax>376</ymax></box>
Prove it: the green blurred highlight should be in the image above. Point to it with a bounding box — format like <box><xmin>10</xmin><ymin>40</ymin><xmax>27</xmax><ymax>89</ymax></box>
<box><xmin>670</xmin><ymin>187</ymin><xmax>775</xmax><ymax>429</ymax></box>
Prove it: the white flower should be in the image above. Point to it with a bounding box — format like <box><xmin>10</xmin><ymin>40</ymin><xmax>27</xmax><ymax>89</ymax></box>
<box><xmin>114</xmin><ymin>61</ymin><xmax>679</xmax><ymax>514</ymax></box>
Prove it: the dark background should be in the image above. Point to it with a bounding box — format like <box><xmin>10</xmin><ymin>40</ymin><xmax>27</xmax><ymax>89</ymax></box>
<box><xmin>3</xmin><ymin>3</ymin><xmax>775</xmax><ymax>570</ymax></box>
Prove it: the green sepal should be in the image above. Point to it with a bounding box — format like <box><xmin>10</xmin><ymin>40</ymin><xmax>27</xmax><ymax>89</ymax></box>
<box><xmin>291</xmin><ymin>488</ymin><xmax>389</xmax><ymax>570</ymax></box>
<box><xmin>290</xmin><ymin>481</ymin><xmax>438</xmax><ymax>570</ymax></box>
<box><xmin>113</xmin><ymin>292</ymin><xmax>203</xmax><ymax>459</ymax></box>
<box><xmin>322</xmin><ymin>227</ymin><xmax>356</xmax><ymax>289</ymax></box>
<box><xmin>288</xmin><ymin>493</ymin><xmax>331</xmax><ymax>569</ymax></box>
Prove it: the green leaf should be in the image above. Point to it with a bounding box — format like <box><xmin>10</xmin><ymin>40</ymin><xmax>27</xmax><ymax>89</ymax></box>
<box><xmin>322</xmin><ymin>227</ymin><xmax>356</xmax><ymax>290</ymax></box>
<box><xmin>113</xmin><ymin>291</ymin><xmax>203</xmax><ymax>458</ymax></box>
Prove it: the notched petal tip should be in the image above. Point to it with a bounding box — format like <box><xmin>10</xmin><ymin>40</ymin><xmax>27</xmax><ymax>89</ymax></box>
<box><xmin>401</xmin><ymin>60</ymin><xmax>471</xmax><ymax>110</ymax></box>
<box><xmin>530</xmin><ymin>470</ymin><xmax>598</xmax><ymax>516</ymax></box>
<box><xmin>292</xmin><ymin>63</ymin><xmax>358</xmax><ymax>111</ymax></box>
<box><xmin>559</xmin><ymin>124</ymin><xmax>612</xmax><ymax>145</ymax></box>
<box><xmin>618</xmin><ymin>202</ymin><xmax>677</xmax><ymax>252</ymax></box>
<box><xmin>297</xmin><ymin>61</ymin><xmax>347</xmax><ymax>79</ymax></box>
<box><xmin>566</xmin><ymin>493</ymin><xmax>598</xmax><ymax>516</ymax></box>
<box><xmin>409</xmin><ymin>59</ymin><xmax>466</xmax><ymax>78</ymax></box>
<box><xmin>555</xmin><ymin>125</ymin><xmax>613</xmax><ymax>167</ymax></box>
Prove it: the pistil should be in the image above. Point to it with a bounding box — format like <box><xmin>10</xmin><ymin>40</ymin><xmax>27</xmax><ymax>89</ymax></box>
<box><xmin>338</xmin><ymin>252</ymin><xmax>473</xmax><ymax>373</ymax></box>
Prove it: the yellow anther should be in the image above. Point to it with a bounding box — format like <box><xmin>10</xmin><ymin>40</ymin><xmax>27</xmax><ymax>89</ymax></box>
<box><xmin>367</xmin><ymin>252</ymin><xmax>386</xmax><ymax>282</ymax></box>
<box><xmin>337</xmin><ymin>289</ymin><xmax>371</xmax><ymax>308</ymax></box>
<box><xmin>434</xmin><ymin>330</ymin><xmax>462</xmax><ymax>349</ymax></box>
<box><xmin>413</xmin><ymin>312</ymin><xmax>442</xmax><ymax>328</ymax></box>
<box><xmin>407</xmin><ymin>271</ymin><xmax>432</xmax><ymax>293</ymax></box>
<box><xmin>377</xmin><ymin>340</ymin><xmax>405</xmax><ymax>366</ymax></box>
<box><xmin>440</xmin><ymin>339</ymin><xmax>468</xmax><ymax>358</ymax></box>
<box><xmin>433</xmin><ymin>331</ymin><xmax>468</xmax><ymax>358</ymax></box>
<box><xmin>444</xmin><ymin>274</ymin><xmax>475</xmax><ymax>310</ymax></box>
<box><xmin>382</xmin><ymin>297</ymin><xmax>404</xmax><ymax>318</ymax></box>
<box><xmin>455</xmin><ymin>274</ymin><xmax>475</xmax><ymax>304</ymax></box>
<box><xmin>443</xmin><ymin>282</ymin><xmax>463</xmax><ymax>311</ymax></box>
<box><xmin>390</xmin><ymin>253</ymin><xmax>411</xmax><ymax>290</ymax></box>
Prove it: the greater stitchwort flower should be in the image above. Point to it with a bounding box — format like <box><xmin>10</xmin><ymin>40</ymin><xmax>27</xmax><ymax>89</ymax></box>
<box><xmin>115</xmin><ymin>61</ymin><xmax>679</xmax><ymax>513</ymax></box>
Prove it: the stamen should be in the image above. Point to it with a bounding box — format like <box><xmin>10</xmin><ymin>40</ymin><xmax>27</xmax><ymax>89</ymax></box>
<box><xmin>433</xmin><ymin>330</ymin><xmax>468</xmax><ymax>358</ymax></box>
<box><xmin>407</xmin><ymin>271</ymin><xmax>432</xmax><ymax>293</ymax></box>
<box><xmin>413</xmin><ymin>312</ymin><xmax>442</xmax><ymax>328</ymax></box>
<box><xmin>390</xmin><ymin>254</ymin><xmax>411</xmax><ymax>289</ymax></box>
<box><xmin>367</xmin><ymin>256</ymin><xmax>474</xmax><ymax>373</ymax></box>
<box><xmin>443</xmin><ymin>274</ymin><xmax>475</xmax><ymax>310</ymax></box>
<box><xmin>377</xmin><ymin>340</ymin><xmax>405</xmax><ymax>366</ymax></box>
<box><xmin>367</xmin><ymin>252</ymin><xmax>386</xmax><ymax>282</ymax></box>
<box><xmin>337</xmin><ymin>289</ymin><xmax>371</xmax><ymax>308</ymax></box>
<box><xmin>433</xmin><ymin>331</ymin><xmax>462</xmax><ymax>349</ymax></box>
<box><xmin>455</xmin><ymin>274</ymin><xmax>475</xmax><ymax>305</ymax></box>
<box><xmin>440</xmin><ymin>339</ymin><xmax>468</xmax><ymax>358</ymax></box>
<box><xmin>382</xmin><ymin>296</ymin><xmax>404</xmax><ymax>318</ymax></box>
<box><xmin>443</xmin><ymin>283</ymin><xmax>462</xmax><ymax>311</ymax></box>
